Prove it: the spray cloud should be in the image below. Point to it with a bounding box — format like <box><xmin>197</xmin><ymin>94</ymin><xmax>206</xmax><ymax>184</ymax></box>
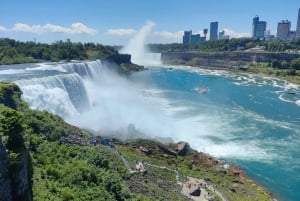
<box><xmin>120</xmin><ymin>21</ymin><xmax>161</xmax><ymax>66</ymax></box>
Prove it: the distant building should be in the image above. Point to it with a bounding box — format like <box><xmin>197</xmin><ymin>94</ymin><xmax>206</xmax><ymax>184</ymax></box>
<box><xmin>183</xmin><ymin>30</ymin><xmax>206</xmax><ymax>44</ymax></box>
<box><xmin>210</xmin><ymin>22</ymin><xmax>218</xmax><ymax>41</ymax></box>
<box><xmin>219</xmin><ymin>30</ymin><xmax>229</xmax><ymax>40</ymax></box>
<box><xmin>183</xmin><ymin>30</ymin><xmax>192</xmax><ymax>44</ymax></box>
<box><xmin>203</xmin><ymin>28</ymin><xmax>208</xmax><ymax>38</ymax></box>
<box><xmin>264</xmin><ymin>30</ymin><xmax>275</xmax><ymax>40</ymax></box>
<box><xmin>252</xmin><ymin>15</ymin><xmax>267</xmax><ymax>39</ymax></box>
<box><xmin>191</xmin><ymin>34</ymin><xmax>201</xmax><ymax>43</ymax></box>
<box><xmin>288</xmin><ymin>31</ymin><xmax>296</xmax><ymax>40</ymax></box>
<box><xmin>277</xmin><ymin>20</ymin><xmax>291</xmax><ymax>40</ymax></box>
<box><xmin>296</xmin><ymin>8</ymin><xmax>300</xmax><ymax>38</ymax></box>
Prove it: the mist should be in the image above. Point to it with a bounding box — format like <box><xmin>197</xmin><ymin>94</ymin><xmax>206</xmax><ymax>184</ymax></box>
<box><xmin>120</xmin><ymin>21</ymin><xmax>161</xmax><ymax>66</ymax></box>
<box><xmin>67</xmin><ymin>66</ymin><xmax>172</xmax><ymax>140</ymax></box>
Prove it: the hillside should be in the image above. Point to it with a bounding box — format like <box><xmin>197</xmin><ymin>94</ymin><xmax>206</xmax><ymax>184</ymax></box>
<box><xmin>0</xmin><ymin>82</ymin><xmax>275</xmax><ymax>201</ymax></box>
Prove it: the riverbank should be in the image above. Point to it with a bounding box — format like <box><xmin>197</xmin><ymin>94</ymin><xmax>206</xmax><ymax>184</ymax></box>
<box><xmin>162</xmin><ymin>63</ymin><xmax>300</xmax><ymax>87</ymax></box>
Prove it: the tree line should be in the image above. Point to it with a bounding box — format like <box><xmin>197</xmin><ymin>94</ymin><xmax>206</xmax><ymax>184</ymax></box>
<box><xmin>0</xmin><ymin>38</ymin><xmax>118</xmax><ymax>65</ymax></box>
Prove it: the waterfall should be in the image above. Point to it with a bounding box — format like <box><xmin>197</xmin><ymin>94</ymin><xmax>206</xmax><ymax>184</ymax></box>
<box><xmin>14</xmin><ymin>61</ymin><xmax>106</xmax><ymax>118</ymax></box>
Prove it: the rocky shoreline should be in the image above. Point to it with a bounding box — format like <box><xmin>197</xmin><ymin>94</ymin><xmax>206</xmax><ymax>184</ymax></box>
<box><xmin>116</xmin><ymin>138</ymin><xmax>277</xmax><ymax>201</ymax></box>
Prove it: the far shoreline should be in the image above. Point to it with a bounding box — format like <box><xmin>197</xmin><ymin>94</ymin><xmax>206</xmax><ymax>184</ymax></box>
<box><xmin>160</xmin><ymin>63</ymin><xmax>300</xmax><ymax>87</ymax></box>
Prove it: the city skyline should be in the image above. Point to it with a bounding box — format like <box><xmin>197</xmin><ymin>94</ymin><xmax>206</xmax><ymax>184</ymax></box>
<box><xmin>0</xmin><ymin>0</ymin><xmax>299</xmax><ymax>45</ymax></box>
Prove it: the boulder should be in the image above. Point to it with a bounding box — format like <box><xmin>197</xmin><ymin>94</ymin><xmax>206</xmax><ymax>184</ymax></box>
<box><xmin>189</xmin><ymin>185</ymin><xmax>201</xmax><ymax>196</ymax></box>
<box><xmin>177</xmin><ymin>142</ymin><xmax>190</xmax><ymax>156</ymax></box>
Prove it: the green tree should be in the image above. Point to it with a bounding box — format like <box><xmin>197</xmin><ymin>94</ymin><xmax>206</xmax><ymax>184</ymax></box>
<box><xmin>0</xmin><ymin>108</ymin><xmax>24</xmax><ymax>150</ymax></box>
<box><xmin>290</xmin><ymin>58</ymin><xmax>300</xmax><ymax>70</ymax></box>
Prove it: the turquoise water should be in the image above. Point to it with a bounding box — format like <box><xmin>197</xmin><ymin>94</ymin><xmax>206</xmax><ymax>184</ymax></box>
<box><xmin>1</xmin><ymin>62</ymin><xmax>299</xmax><ymax>200</ymax></box>
<box><xmin>131</xmin><ymin>66</ymin><xmax>300</xmax><ymax>201</ymax></box>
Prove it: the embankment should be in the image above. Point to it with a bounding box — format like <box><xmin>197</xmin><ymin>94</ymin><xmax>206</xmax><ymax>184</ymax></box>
<box><xmin>161</xmin><ymin>51</ymin><xmax>300</xmax><ymax>68</ymax></box>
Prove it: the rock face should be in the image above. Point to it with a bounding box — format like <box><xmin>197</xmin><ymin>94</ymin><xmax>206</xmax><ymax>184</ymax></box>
<box><xmin>0</xmin><ymin>140</ymin><xmax>32</xmax><ymax>201</ymax></box>
<box><xmin>177</xmin><ymin>142</ymin><xmax>190</xmax><ymax>156</ymax></box>
<box><xmin>0</xmin><ymin>140</ymin><xmax>12</xmax><ymax>201</ymax></box>
<box><xmin>12</xmin><ymin>150</ymin><xmax>32</xmax><ymax>201</ymax></box>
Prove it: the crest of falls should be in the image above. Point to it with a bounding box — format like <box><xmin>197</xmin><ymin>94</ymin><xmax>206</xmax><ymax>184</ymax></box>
<box><xmin>120</xmin><ymin>21</ymin><xmax>162</xmax><ymax>66</ymax></box>
<box><xmin>14</xmin><ymin>60</ymin><xmax>106</xmax><ymax>117</ymax></box>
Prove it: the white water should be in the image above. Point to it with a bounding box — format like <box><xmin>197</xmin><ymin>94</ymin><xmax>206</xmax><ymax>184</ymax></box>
<box><xmin>120</xmin><ymin>21</ymin><xmax>161</xmax><ymax>66</ymax></box>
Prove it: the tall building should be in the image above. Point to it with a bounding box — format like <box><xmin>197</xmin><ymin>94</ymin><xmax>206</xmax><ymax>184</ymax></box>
<box><xmin>277</xmin><ymin>20</ymin><xmax>291</xmax><ymax>40</ymax></box>
<box><xmin>183</xmin><ymin>30</ymin><xmax>192</xmax><ymax>44</ymax></box>
<box><xmin>296</xmin><ymin>8</ymin><xmax>300</xmax><ymax>38</ymax></box>
<box><xmin>210</xmin><ymin>22</ymin><xmax>218</xmax><ymax>41</ymax></box>
<box><xmin>252</xmin><ymin>15</ymin><xmax>267</xmax><ymax>38</ymax></box>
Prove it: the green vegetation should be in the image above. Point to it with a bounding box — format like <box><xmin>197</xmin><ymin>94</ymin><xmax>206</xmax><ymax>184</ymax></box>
<box><xmin>0</xmin><ymin>82</ymin><xmax>274</xmax><ymax>200</ymax></box>
<box><xmin>246</xmin><ymin>63</ymin><xmax>300</xmax><ymax>84</ymax></box>
<box><xmin>0</xmin><ymin>82</ymin><xmax>132</xmax><ymax>201</ymax></box>
<box><xmin>0</xmin><ymin>38</ymin><xmax>118</xmax><ymax>64</ymax></box>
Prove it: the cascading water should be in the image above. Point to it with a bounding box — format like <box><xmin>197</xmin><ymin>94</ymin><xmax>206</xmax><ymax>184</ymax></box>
<box><xmin>13</xmin><ymin>61</ymin><xmax>105</xmax><ymax>117</ymax></box>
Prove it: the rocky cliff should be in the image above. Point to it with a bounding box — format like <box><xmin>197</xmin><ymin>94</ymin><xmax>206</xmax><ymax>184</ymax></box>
<box><xmin>104</xmin><ymin>54</ymin><xmax>144</xmax><ymax>74</ymax></box>
<box><xmin>0</xmin><ymin>140</ymin><xmax>12</xmax><ymax>201</ymax></box>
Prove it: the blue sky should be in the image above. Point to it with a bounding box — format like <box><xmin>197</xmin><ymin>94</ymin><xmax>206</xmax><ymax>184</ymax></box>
<box><xmin>0</xmin><ymin>0</ymin><xmax>299</xmax><ymax>45</ymax></box>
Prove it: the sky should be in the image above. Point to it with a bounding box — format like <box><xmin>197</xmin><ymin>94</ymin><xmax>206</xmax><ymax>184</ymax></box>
<box><xmin>0</xmin><ymin>0</ymin><xmax>299</xmax><ymax>45</ymax></box>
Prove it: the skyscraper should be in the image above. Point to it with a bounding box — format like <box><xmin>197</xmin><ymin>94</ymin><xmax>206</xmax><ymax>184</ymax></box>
<box><xmin>210</xmin><ymin>22</ymin><xmax>218</xmax><ymax>41</ymax></box>
<box><xmin>277</xmin><ymin>20</ymin><xmax>291</xmax><ymax>40</ymax></box>
<box><xmin>296</xmin><ymin>8</ymin><xmax>300</xmax><ymax>38</ymax></box>
<box><xmin>252</xmin><ymin>15</ymin><xmax>266</xmax><ymax>38</ymax></box>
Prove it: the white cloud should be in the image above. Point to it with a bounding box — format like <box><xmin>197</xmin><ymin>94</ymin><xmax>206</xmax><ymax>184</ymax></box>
<box><xmin>13</xmin><ymin>23</ymin><xmax>44</xmax><ymax>34</ymax></box>
<box><xmin>44</xmin><ymin>24</ymin><xmax>72</xmax><ymax>34</ymax></box>
<box><xmin>69</xmin><ymin>23</ymin><xmax>97</xmax><ymax>35</ymax></box>
<box><xmin>222</xmin><ymin>28</ymin><xmax>251</xmax><ymax>38</ymax></box>
<box><xmin>12</xmin><ymin>23</ymin><xmax>97</xmax><ymax>35</ymax></box>
<box><xmin>152</xmin><ymin>31</ymin><xmax>183</xmax><ymax>39</ymax></box>
<box><xmin>0</xmin><ymin>26</ymin><xmax>8</xmax><ymax>32</ymax></box>
<box><xmin>106</xmin><ymin>28</ymin><xmax>137</xmax><ymax>36</ymax></box>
